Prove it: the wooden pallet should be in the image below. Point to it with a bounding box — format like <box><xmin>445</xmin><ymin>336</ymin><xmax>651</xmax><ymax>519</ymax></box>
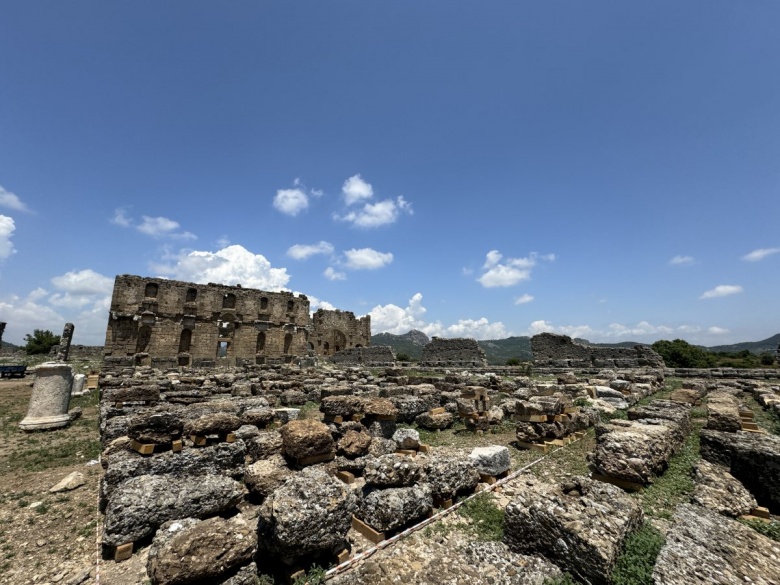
<box><xmin>336</xmin><ymin>470</ymin><xmax>356</xmax><ymax>484</ymax></box>
<box><xmin>591</xmin><ymin>473</ymin><xmax>644</xmax><ymax>492</ymax></box>
<box><xmin>351</xmin><ymin>516</ymin><xmax>385</xmax><ymax>544</ymax></box>
<box><xmin>86</xmin><ymin>374</ymin><xmax>99</xmax><ymax>390</ymax></box>
<box><xmin>479</xmin><ymin>470</ymin><xmax>509</xmax><ymax>485</ymax></box>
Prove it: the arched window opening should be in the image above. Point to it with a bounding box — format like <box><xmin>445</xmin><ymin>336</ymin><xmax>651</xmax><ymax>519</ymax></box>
<box><xmin>179</xmin><ymin>329</ymin><xmax>192</xmax><ymax>353</ymax></box>
<box><xmin>144</xmin><ymin>283</ymin><xmax>158</xmax><ymax>298</ymax></box>
<box><xmin>256</xmin><ymin>332</ymin><xmax>266</xmax><ymax>353</ymax></box>
<box><xmin>186</xmin><ymin>288</ymin><xmax>197</xmax><ymax>302</ymax></box>
<box><xmin>136</xmin><ymin>326</ymin><xmax>152</xmax><ymax>353</ymax></box>
<box><xmin>283</xmin><ymin>333</ymin><xmax>293</xmax><ymax>354</ymax></box>
<box><xmin>222</xmin><ymin>293</ymin><xmax>236</xmax><ymax>309</ymax></box>
<box><xmin>260</xmin><ymin>297</ymin><xmax>268</xmax><ymax>310</ymax></box>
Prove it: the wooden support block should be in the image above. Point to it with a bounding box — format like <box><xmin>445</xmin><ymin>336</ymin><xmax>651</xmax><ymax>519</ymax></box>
<box><xmin>739</xmin><ymin>410</ymin><xmax>754</xmax><ymax>420</ymax></box>
<box><xmin>563</xmin><ymin>406</ymin><xmax>580</xmax><ymax>414</ymax></box>
<box><xmin>288</xmin><ymin>569</ymin><xmax>306</xmax><ymax>584</ymax></box>
<box><xmin>479</xmin><ymin>474</ymin><xmax>497</xmax><ymax>485</ymax></box>
<box><xmin>514</xmin><ymin>414</ymin><xmax>548</xmax><ymax>423</ymax></box>
<box><xmin>574</xmin><ymin>431</ymin><xmax>586</xmax><ymax>439</ymax></box>
<box><xmin>742</xmin><ymin>427</ymin><xmax>766</xmax><ymax>434</ymax></box>
<box><xmin>591</xmin><ymin>473</ymin><xmax>644</xmax><ymax>492</ymax></box>
<box><xmin>337</xmin><ymin>471</ymin><xmax>355</xmax><ymax>484</ymax></box>
<box><xmin>752</xmin><ymin>506</ymin><xmax>771</xmax><ymax>520</ymax></box>
<box><xmin>740</xmin><ymin>514</ymin><xmax>771</xmax><ymax>524</ymax></box>
<box><xmin>546</xmin><ymin>439</ymin><xmax>566</xmax><ymax>447</ymax></box>
<box><xmin>351</xmin><ymin>516</ymin><xmax>385</xmax><ymax>544</ymax></box>
<box><xmin>171</xmin><ymin>439</ymin><xmax>183</xmax><ymax>453</ymax></box>
<box><xmin>114</xmin><ymin>542</ymin><xmax>133</xmax><ymax>562</ymax></box>
<box><xmin>337</xmin><ymin>548</ymin><xmax>351</xmax><ymax>563</ymax></box>
<box><xmin>429</xmin><ymin>407</ymin><xmax>446</xmax><ymax>415</ymax></box>
<box><xmin>741</xmin><ymin>422</ymin><xmax>760</xmax><ymax>431</ymax></box>
<box><xmin>190</xmin><ymin>435</ymin><xmax>208</xmax><ymax>446</ymax></box>
<box><xmin>396</xmin><ymin>449</ymin><xmax>417</xmax><ymax>456</ymax></box>
<box><xmin>587</xmin><ymin>387</ymin><xmax>597</xmax><ymax>398</ymax></box>
<box><xmin>516</xmin><ymin>441</ymin><xmax>548</xmax><ymax>453</ymax></box>
<box><xmin>435</xmin><ymin>498</ymin><xmax>453</xmax><ymax>509</ymax></box>
<box><xmin>130</xmin><ymin>440</ymin><xmax>154</xmax><ymax>455</ymax></box>
<box><xmin>351</xmin><ymin>413</ymin><xmax>363</xmax><ymax>421</ymax></box>
<box><xmin>374</xmin><ymin>414</ymin><xmax>396</xmax><ymax>421</ymax></box>
<box><xmin>324</xmin><ymin>414</ymin><xmax>344</xmax><ymax>424</ymax></box>
<box><xmin>418</xmin><ymin>443</ymin><xmax>432</xmax><ymax>454</ymax></box>
<box><xmin>222</xmin><ymin>432</ymin><xmax>236</xmax><ymax>443</ymax></box>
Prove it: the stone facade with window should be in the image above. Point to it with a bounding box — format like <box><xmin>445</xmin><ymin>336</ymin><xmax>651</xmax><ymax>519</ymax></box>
<box><xmin>103</xmin><ymin>275</ymin><xmax>370</xmax><ymax>367</ymax></box>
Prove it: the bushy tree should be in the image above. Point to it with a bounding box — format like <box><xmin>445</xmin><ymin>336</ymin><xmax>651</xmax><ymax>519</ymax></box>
<box><xmin>506</xmin><ymin>357</ymin><xmax>521</xmax><ymax>366</ymax></box>
<box><xmin>23</xmin><ymin>329</ymin><xmax>61</xmax><ymax>355</ymax></box>
<box><xmin>651</xmin><ymin>339</ymin><xmax>716</xmax><ymax>368</ymax></box>
<box><xmin>760</xmin><ymin>352</ymin><xmax>776</xmax><ymax>366</ymax></box>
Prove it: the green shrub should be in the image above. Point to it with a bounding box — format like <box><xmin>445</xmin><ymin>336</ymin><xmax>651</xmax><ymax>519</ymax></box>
<box><xmin>506</xmin><ymin>358</ymin><xmax>521</xmax><ymax>366</ymax></box>
<box><xmin>23</xmin><ymin>330</ymin><xmax>60</xmax><ymax>355</ymax></box>
<box><xmin>740</xmin><ymin>518</ymin><xmax>780</xmax><ymax>541</ymax></box>
<box><xmin>612</xmin><ymin>522</ymin><xmax>665</xmax><ymax>585</ymax></box>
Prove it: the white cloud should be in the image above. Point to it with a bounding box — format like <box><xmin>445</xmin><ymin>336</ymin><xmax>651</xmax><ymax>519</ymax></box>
<box><xmin>343</xmin><ymin>248</ymin><xmax>393</xmax><ymax>270</ymax></box>
<box><xmin>478</xmin><ymin>250</ymin><xmax>553</xmax><ymax>288</ymax></box>
<box><xmin>153</xmin><ymin>244</ymin><xmax>291</xmax><ymax>290</ymax></box>
<box><xmin>287</xmin><ymin>241</ymin><xmax>334</xmax><ymax>260</ymax></box>
<box><xmin>273</xmin><ymin>188</ymin><xmax>309</xmax><ymax>216</ymax></box>
<box><xmin>336</xmin><ymin>196</ymin><xmax>413</xmax><ymax>228</ymax></box>
<box><xmin>669</xmin><ymin>255</ymin><xmax>695</xmax><ymax>266</ymax></box>
<box><xmin>368</xmin><ymin>293</ymin><xmax>508</xmax><ymax>340</ymax></box>
<box><xmin>0</xmin><ymin>215</ymin><xmax>16</xmax><ymax>260</ymax></box>
<box><xmin>48</xmin><ymin>269</ymin><xmax>115</xmax><ymax>309</ymax></box>
<box><xmin>0</xmin><ymin>289</ymin><xmax>65</xmax><ymax>343</ymax></box>
<box><xmin>514</xmin><ymin>294</ymin><xmax>534</xmax><ymax>305</ymax></box>
<box><xmin>136</xmin><ymin>216</ymin><xmax>196</xmax><ymax>240</ymax></box>
<box><xmin>526</xmin><ymin>320</ymin><xmax>594</xmax><ymax>339</ymax></box>
<box><xmin>112</xmin><ymin>209</ymin><xmax>196</xmax><ymax>240</ymax></box>
<box><xmin>304</xmin><ymin>294</ymin><xmax>335</xmax><ymax>312</ymax></box>
<box><xmin>111</xmin><ymin>207</ymin><xmax>132</xmax><ymax>227</ymax></box>
<box><xmin>742</xmin><ymin>248</ymin><xmax>780</xmax><ymax>262</ymax></box>
<box><xmin>700</xmin><ymin>285</ymin><xmax>743</xmax><ymax>299</ymax></box>
<box><xmin>707</xmin><ymin>326</ymin><xmax>729</xmax><ymax>335</ymax></box>
<box><xmin>324</xmin><ymin>267</ymin><xmax>346</xmax><ymax>281</ymax></box>
<box><xmin>342</xmin><ymin>174</ymin><xmax>374</xmax><ymax>205</ymax></box>
<box><xmin>0</xmin><ymin>185</ymin><xmax>30</xmax><ymax>212</ymax></box>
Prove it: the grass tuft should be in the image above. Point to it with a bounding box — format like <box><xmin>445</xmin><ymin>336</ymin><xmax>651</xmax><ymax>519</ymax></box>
<box><xmin>457</xmin><ymin>493</ymin><xmax>504</xmax><ymax>541</ymax></box>
<box><xmin>612</xmin><ymin>522</ymin><xmax>665</xmax><ymax>585</ymax></box>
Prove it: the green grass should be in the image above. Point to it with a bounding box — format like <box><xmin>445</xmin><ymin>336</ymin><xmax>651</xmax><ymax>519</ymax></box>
<box><xmin>744</xmin><ymin>395</ymin><xmax>780</xmax><ymax>435</ymax></box>
<box><xmin>543</xmin><ymin>574</ymin><xmax>577</xmax><ymax>585</ymax></box>
<box><xmin>611</xmin><ymin>522</ymin><xmax>665</xmax><ymax>585</ymax></box>
<box><xmin>6</xmin><ymin>437</ymin><xmax>101</xmax><ymax>472</ymax></box>
<box><xmin>739</xmin><ymin>518</ymin><xmax>780</xmax><ymax>542</ymax></box>
<box><xmin>637</xmin><ymin>424</ymin><xmax>701</xmax><ymax>518</ymax></box>
<box><xmin>457</xmin><ymin>493</ymin><xmax>504</xmax><ymax>541</ymax></box>
<box><xmin>292</xmin><ymin>565</ymin><xmax>326</xmax><ymax>585</ymax></box>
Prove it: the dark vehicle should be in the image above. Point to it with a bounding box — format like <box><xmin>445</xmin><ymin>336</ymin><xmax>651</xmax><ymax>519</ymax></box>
<box><xmin>0</xmin><ymin>365</ymin><xmax>27</xmax><ymax>378</ymax></box>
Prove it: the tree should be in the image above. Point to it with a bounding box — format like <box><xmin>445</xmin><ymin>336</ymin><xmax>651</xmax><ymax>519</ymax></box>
<box><xmin>651</xmin><ymin>339</ymin><xmax>716</xmax><ymax>368</ymax></box>
<box><xmin>396</xmin><ymin>352</ymin><xmax>411</xmax><ymax>362</ymax></box>
<box><xmin>506</xmin><ymin>358</ymin><xmax>521</xmax><ymax>366</ymax></box>
<box><xmin>760</xmin><ymin>352</ymin><xmax>776</xmax><ymax>366</ymax></box>
<box><xmin>23</xmin><ymin>329</ymin><xmax>61</xmax><ymax>355</ymax></box>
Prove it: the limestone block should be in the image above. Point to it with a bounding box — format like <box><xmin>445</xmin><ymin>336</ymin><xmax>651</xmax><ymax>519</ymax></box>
<box><xmin>279</xmin><ymin>419</ymin><xmax>335</xmax><ymax>461</ymax></box>
<box><xmin>363</xmin><ymin>454</ymin><xmax>424</xmax><ymax>487</ymax></box>
<box><xmin>424</xmin><ymin>453</ymin><xmax>480</xmax><ymax>499</ymax></box>
<box><xmin>469</xmin><ymin>445</ymin><xmax>510</xmax><ymax>477</ymax></box>
<box><xmin>691</xmin><ymin>460</ymin><xmax>756</xmax><ymax>517</ymax></box>
<box><xmin>358</xmin><ymin>485</ymin><xmax>433</xmax><ymax>532</ymax></box>
<box><xmin>19</xmin><ymin>363</ymin><xmax>73</xmax><ymax>431</ymax></box>
<box><xmin>392</xmin><ymin>428</ymin><xmax>420</xmax><ymax>450</ymax></box>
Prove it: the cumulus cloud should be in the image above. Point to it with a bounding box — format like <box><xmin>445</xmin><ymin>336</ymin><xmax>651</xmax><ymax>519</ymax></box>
<box><xmin>526</xmin><ymin>320</ymin><xmax>594</xmax><ymax>339</ymax></box>
<box><xmin>514</xmin><ymin>294</ymin><xmax>534</xmax><ymax>305</ymax></box>
<box><xmin>335</xmin><ymin>196</ymin><xmax>413</xmax><ymax>228</ymax></box>
<box><xmin>525</xmin><ymin>319</ymin><xmax>735</xmax><ymax>344</ymax></box>
<box><xmin>287</xmin><ymin>241</ymin><xmax>334</xmax><ymax>260</ymax></box>
<box><xmin>368</xmin><ymin>293</ymin><xmax>509</xmax><ymax>340</ymax></box>
<box><xmin>700</xmin><ymin>285</ymin><xmax>743</xmax><ymax>299</ymax></box>
<box><xmin>153</xmin><ymin>244</ymin><xmax>291</xmax><ymax>290</ymax></box>
<box><xmin>669</xmin><ymin>255</ymin><xmax>695</xmax><ymax>266</ymax></box>
<box><xmin>477</xmin><ymin>250</ymin><xmax>553</xmax><ymax>288</ymax></box>
<box><xmin>742</xmin><ymin>248</ymin><xmax>780</xmax><ymax>262</ymax></box>
<box><xmin>48</xmin><ymin>269</ymin><xmax>115</xmax><ymax>309</ymax></box>
<box><xmin>324</xmin><ymin>267</ymin><xmax>346</xmax><ymax>281</ymax></box>
<box><xmin>343</xmin><ymin>248</ymin><xmax>393</xmax><ymax>270</ymax></box>
<box><xmin>342</xmin><ymin>174</ymin><xmax>374</xmax><ymax>205</ymax></box>
<box><xmin>0</xmin><ymin>185</ymin><xmax>30</xmax><ymax>212</ymax></box>
<box><xmin>111</xmin><ymin>208</ymin><xmax>196</xmax><ymax>239</ymax></box>
<box><xmin>304</xmin><ymin>294</ymin><xmax>335</xmax><ymax>312</ymax></box>
<box><xmin>0</xmin><ymin>215</ymin><xmax>16</xmax><ymax>260</ymax></box>
<box><xmin>707</xmin><ymin>326</ymin><xmax>729</xmax><ymax>335</ymax></box>
<box><xmin>273</xmin><ymin>188</ymin><xmax>309</xmax><ymax>216</ymax></box>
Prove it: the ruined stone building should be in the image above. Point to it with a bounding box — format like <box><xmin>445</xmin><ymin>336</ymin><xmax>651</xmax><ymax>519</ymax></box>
<box><xmin>103</xmin><ymin>275</ymin><xmax>370</xmax><ymax>368</ymax></box>
<box><xmin>420</xmin><ymin>337</ymin><xmax>488</xmax><ymax>368</ymax></box>
<box><xmin>531</xmin><ymin>332</ymin><xmax>664</xmax><ymax>368</ymax></box>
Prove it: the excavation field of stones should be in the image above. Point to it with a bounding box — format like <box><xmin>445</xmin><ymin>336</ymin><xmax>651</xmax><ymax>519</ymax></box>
<box><xmin>2</xmin><ymin>348</ymin><xmax>780</xmax><ymax>584</ymax></box>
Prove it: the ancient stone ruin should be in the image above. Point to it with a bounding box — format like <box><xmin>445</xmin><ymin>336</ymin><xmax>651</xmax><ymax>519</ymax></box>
<box><xmin>56</xmin><ymin>322</ymin><xmax>75</xmax><ymax>361</ymax></box>
<box><xmin>103</xmin><ymin>275</ymin><xmax>370</xmax><ymax>368</ymax></box>
<box><xmin>419</xmin><ymin>337</ymin><xmax>488</xmax><ymax>368</ymax></box>
<box><xmin>531</xmin><ymin>332</ymin><xmax>665</xmax><ymax>368</ymax></box>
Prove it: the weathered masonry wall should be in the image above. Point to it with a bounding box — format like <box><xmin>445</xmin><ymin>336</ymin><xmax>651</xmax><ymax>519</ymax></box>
<box><xmin>330</xmin><ymin>346</ymin><xmax>396</xmax><ymax>366</ymax></box>
<box><xmin>531</xmin><ymin>333</ymin><xmax>664</xmax><ymax>368</ymax></box>
<box><xmin>310</xmin><ymin>309</ymin><xmax>371</xmax><ymax>357</ymax></box>
<box><xmin>420</xmin><ymin>337</ymin><xmax>488</xmax><ymax>368</ymax></box>
<box><xmin>103</xmin><ymin>275</ymin><xmax>370</xmax><ymax>368</ymax></box>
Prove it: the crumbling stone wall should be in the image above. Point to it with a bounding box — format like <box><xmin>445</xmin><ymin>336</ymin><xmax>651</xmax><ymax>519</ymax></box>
<box><xmin>310</xmin><ymin>309</ymin><xmax>371</xmax><ymax>358</ymax></box>
<box><xmin>531</xmin><ymin>333</ymin><xmax>664</xmax><ymax>368</ymax></box>
<box><xmin>420</xmin><ymin>338</ymin><xmax>488</xmax><ymax>368</ymax></box>
<box><xmin>104</xmin><ymin>275</ymin><xmax>314</xmax><ymax>368</ymax></box>
<box><xmin>330</xmin><ymin>346</ymin><xmax>396</xmax><ymax>366</ymax></box>
<box><xmin>0</xmin><ymin>322</ymin><xmax>5</xmax><ymax>347</ymax></box>
<box><xmin>103</xmin><ymin>275</ymin><xmax>371</xmax><ymax>368</ymax></box>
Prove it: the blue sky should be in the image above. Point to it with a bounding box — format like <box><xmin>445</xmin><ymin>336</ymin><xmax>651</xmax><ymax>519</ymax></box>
<box><xmin>1</xmin><ymin>2</ymin><xmax>779</xmax><ymax>346</ymax></box>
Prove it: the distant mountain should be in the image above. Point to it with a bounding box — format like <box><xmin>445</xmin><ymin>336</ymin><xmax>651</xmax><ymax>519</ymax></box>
<box><xmin>574</xmin><ymin>338</ymin><xmax>649</xmax><ymax>349</ymax></box>
<box><xmin>1</xmin><ymin>340</ymin><xmax>20</xmax><ymax>351</ymax></box>
<box><xmin>705</xmin><ymin>333</ymin><xmax>780</xmax><ymax>355</ymax></box>
<box><xmin>371</xmin><ymin>329</ymin><xmax>430</xmax><ymax>359</ymax></box>
<box><xmin>478</xmin><ymin>337</ymin><xmax>533</xmax><ymax>365</ymax></box>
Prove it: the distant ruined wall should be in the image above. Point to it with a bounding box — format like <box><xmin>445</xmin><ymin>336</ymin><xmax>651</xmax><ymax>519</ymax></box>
<box><xmin>531</xmin><ymin>333</ymin><xmax>664</xmax><ymax>368</ymax></box>
<box><xmin>329</xmin><ymin>346</ymin><xmax>396</xmax><ymax>366</ymax></box>
<box><xmin>310</xmin><ymin>309</ymin><xmax>371</xmax><ymax>358</ymax></box>
<box><xmin>420</xmin><ymin>337</ymin><xmax>488</xmax><ymax>368</ymax></box>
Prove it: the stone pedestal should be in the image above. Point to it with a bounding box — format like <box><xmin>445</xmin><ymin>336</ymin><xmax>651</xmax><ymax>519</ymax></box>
<box><xmin>71</xmin><ymin>373</ymin><xmax>87</xmax><ymax>396</ymax></box>
<box><xmin>19</xmin><ymin>363</ymin><xmax>73</xmax><ymax>431</ymax></box>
